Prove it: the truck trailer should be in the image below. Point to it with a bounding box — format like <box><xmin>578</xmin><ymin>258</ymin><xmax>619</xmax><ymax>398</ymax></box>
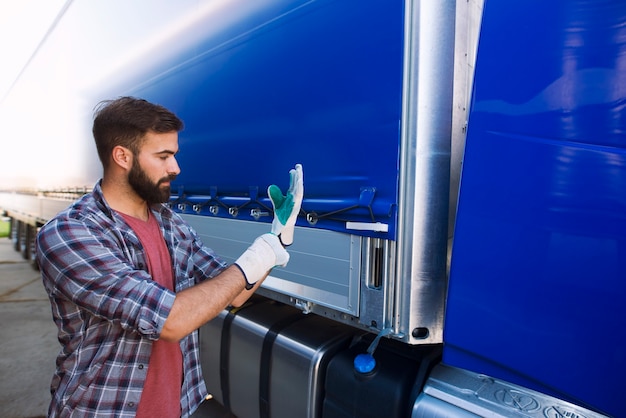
<box><xmin>0</xmin><ymin>0</ymin><xmax>623</xmax><ymax>416</ymax></box>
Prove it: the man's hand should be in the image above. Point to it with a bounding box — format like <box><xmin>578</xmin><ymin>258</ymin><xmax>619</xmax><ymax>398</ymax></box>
<box><xmin>268</xmin><ymin>164</ymin><xmax>303</xmax><ymax>246</ymax></box>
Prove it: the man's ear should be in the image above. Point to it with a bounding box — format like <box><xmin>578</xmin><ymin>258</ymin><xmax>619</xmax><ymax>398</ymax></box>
<box><xmin>111</xmin><ymin>146</ymin><xmax>133</xmax><ymax>171</ymax></box>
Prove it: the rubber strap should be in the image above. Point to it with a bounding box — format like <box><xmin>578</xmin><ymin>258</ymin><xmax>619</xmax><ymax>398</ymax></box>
<box><xmin>258</xmin><ymin>313</ymin><xmax>304</xmax><ymax>418</ymax></box>
<box><xmin>219</xmin><ymin>309</ymin><xmax>237</xmax><ymax>411</ymax></box>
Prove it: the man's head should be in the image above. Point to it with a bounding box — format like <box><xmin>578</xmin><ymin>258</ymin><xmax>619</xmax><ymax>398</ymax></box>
<box><xmin>93</xmin><ymin>97</ymin><xmax>184</xmax><ymax>204</ymax></box>
<box><xmin>93</xmin><ymin>96</ymin><xmax>183</xmax><ymax>169</ymax></box>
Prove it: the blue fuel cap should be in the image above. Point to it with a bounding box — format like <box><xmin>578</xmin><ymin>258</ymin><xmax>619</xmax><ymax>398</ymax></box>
<box><xmin>353</xmin><ymin>353</ymin><xmax>376</xmax><ymax>374</ymax></box>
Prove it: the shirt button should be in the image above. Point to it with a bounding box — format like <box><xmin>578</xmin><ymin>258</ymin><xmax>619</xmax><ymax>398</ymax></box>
<box><xmin>138</xmin><ymin>263</ymin><xmax>144</xmax><ymax>269</ymax></box>
<box><xmin>128</xmin><ymin>402</ymin><xmax>135</xmax><ymax>407</ymax></box>
<box><xmin>138</xmin><ymin>364</ymin><xmax>144</xmax><ymax>369</ymax></box>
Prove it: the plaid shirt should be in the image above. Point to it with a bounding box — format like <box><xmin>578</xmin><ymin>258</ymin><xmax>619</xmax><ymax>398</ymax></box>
<box><xmin>36</xmin><ymin>181</ymin><xmax>228</xmax><ymax>417</ymax></box>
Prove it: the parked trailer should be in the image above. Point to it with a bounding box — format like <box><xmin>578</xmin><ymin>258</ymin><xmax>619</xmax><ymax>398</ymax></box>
<box><xmin>0</xmin><ymin>0</ymin><xmax>623</xmax><ymax>417</ymax></box>
<box><xmin>0</xmin><ymin>189</ymin><xmax>88</xmax><ymax>266</ymax></box>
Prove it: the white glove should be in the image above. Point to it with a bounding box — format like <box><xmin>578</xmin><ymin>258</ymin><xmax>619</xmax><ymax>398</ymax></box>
<box><xmin>234</xmin><ymin>233</ymin><xmax>289</xmax><ymax>289</ymax></box>
<box><xmin>268</xmin><ymin>164</ymin><xmax>303</xmax><ymax>246</ymax></box>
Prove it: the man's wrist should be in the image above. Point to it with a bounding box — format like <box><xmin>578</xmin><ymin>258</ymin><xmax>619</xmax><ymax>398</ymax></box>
<box><xmin>232</xmin><ymin>263</ymin><xmax>254</xmax><ymax>290</ymax></box>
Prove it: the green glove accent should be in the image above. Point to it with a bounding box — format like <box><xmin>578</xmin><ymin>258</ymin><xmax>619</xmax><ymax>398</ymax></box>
<box><xmin>269</xmin><ymin>164</ymin><xmax>303</xmax><ymax>246</ymax></box>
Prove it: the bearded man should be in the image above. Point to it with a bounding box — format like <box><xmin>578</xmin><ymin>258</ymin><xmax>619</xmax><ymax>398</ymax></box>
<box><xmin>36</xmin><ymin>97</ymin><xmax>303</xmax><ymax>418</ymax></box>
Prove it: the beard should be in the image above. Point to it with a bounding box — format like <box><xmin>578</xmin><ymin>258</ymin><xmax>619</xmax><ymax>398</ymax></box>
<box><xmin>128</xmin><ymin>159</ymin><xmax>176</xmax><ymax>204</ymax></box>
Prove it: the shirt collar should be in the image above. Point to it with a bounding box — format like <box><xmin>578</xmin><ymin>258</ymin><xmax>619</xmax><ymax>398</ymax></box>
<box><xmin>92</xmin><ymin>179</ymin><xmax>174</xmax><ymax>222</ymax></box>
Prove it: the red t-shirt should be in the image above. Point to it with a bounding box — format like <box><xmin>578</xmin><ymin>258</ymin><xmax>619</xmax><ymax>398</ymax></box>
<box><xmin>120</xmin><ymin>211</ymin><xmax>183</xmax><ymax>418</ymax></box>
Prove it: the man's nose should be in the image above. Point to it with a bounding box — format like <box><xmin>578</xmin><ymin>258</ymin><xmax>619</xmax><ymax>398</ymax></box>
<box><xmin>168</xmin><ymin>157</ymin><xmax>181</xmax><ymax>176</ymax></box>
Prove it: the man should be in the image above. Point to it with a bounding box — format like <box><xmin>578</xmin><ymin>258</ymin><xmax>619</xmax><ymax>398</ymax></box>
<box><xmin>36</xmin><ymin>97</ymin><xmax>303</xmax><ymax>417</ymax></box>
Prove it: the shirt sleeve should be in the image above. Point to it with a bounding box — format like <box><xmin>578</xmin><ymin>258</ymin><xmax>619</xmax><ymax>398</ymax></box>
<box><xmin>37</xmin><ymin>215</ymin><xmax>175</xmax><ymax>340</ymax></box>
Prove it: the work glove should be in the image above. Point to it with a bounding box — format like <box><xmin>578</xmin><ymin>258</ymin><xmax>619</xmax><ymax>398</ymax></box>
<box><xmin>268</xmin><ymin>164</ymin><xmax>303</xmax><ymax>246</ymax></box>
<box><xmin>235</xmin><ymin>233</ymin><xmax>289</xmax><ymax>289</ymax></box>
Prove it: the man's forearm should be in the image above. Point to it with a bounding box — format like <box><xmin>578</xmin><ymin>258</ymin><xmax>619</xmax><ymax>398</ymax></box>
<box><xmin>160</xmin><ymin>265</ymin><xmax>254</xmax><ymax>342</ymax></box>
<box><xmin>230</xmin><ymin>272</ymin><xmax>268</xmax><ymax>307</ymax></box>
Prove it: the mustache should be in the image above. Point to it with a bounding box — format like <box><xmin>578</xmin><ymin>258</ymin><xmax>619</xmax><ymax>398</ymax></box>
<box><xmin>158</xmin><ymin>174</ymin><xmax>177</xmax><ymax>185</ymax></box>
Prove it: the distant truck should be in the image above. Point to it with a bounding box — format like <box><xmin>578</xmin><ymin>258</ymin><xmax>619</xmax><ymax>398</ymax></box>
<box><xmin>1</xmin><ymin>0</ymin><xmax>623</xmax><ymax>416</ymax></box>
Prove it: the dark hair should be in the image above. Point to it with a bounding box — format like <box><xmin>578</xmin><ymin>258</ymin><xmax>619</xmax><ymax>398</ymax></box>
<box><xmin>92</xmin><ymin>96</ymin><xmax>184</xmax><ymax>169</ymax></box>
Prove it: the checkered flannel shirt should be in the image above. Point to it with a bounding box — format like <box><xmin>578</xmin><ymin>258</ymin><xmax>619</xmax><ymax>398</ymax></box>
<box><xmin>37</xmin><ymin>181</ymin><xmax>227</xmax><ymax>417</ymax></box>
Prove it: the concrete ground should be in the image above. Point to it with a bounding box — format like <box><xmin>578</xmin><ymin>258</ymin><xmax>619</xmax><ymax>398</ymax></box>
<box><xmin>0</xmin><ymin>237</ymin><xmax>55</xmax><ymax>418</ymax></box>
<box><xmin>0</xmin><ymin>237</ymin><xmax>230</xmax><ymax>418</ymax></box>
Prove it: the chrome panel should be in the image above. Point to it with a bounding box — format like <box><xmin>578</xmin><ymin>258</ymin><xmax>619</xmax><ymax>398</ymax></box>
<box><xmin>395</xmin><ymin>0</ymin><xmax>457</xmax><ymax>344</ymax></box>
<box><xmin>412</xmin><ymin>364</ymin><xmax>610</xmax><ymax>418</ymax></box>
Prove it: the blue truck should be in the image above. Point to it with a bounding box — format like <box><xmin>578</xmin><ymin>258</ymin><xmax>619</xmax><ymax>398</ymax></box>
<box><xmin>0</xmin><ymin>0</ymin><xmax>623</xmax><ymax>416</ymax></box>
